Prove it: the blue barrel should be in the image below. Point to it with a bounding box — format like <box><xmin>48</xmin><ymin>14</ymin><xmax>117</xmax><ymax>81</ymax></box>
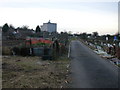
<box><xmin>42</xmin><ymin>48</ymin><xmax>53</xmax><ymax>60</ymax></box>
<box><xmin>33</xmin><ymin>47</ymin><xmax>44</xmax><ymax>56</ymax></box>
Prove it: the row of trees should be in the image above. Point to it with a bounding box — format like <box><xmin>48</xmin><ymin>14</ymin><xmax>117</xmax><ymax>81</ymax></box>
<box><xmin>2</xmin><ymin>23</ymin><xmax>41</xmax><ymax>33</ymax></box>
<box><xmin>73</xmin><ymin>32</ymin><xmax>120</xmax><ymax>43</ymax></box>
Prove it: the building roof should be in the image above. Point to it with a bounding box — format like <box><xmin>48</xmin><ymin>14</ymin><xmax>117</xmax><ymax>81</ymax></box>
<box><xmin>43</xmin><ymin>20</ymin><xmax>57</xmax><ymax>25</ymax></box>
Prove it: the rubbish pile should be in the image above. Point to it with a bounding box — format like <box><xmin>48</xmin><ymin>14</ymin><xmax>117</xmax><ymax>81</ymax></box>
<box><xmin>86</xmin><ymin>41</ymin><xmax>120</xmax><ymax>66</ymax></box>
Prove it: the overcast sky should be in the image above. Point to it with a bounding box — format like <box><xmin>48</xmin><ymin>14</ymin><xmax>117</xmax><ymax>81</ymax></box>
<box><xmin>0</xmin><ymin>0</ymin><xmax>119</xmax><ymax>35</ymax></box>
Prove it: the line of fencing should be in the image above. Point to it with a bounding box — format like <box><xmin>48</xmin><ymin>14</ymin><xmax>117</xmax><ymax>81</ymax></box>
<box><xmin>2</xmin><ymin>41</ymin><xmax>68</xmax><ymax>60</ymax></box>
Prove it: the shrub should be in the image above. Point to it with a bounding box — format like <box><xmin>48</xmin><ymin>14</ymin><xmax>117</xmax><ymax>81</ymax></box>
<box><xmin>2</xmin><ymin>47</ymin><xmax>12</xmax><ymax>55</ymax></box>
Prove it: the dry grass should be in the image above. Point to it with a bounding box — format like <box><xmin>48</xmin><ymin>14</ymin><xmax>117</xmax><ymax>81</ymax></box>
<box><xmin>2</xmin><ymin>56</ymin><xmax>70</xmax><ymax>88</ymax></box>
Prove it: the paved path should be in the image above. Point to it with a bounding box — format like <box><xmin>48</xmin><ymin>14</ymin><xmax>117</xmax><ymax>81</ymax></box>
<box><xmin>70</xmin><ymin>40</ymin><xmax>119</xmax><ymax>88</ymax></box>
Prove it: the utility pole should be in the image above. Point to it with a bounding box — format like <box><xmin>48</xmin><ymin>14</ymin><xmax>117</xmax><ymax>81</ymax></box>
<box><xmin>118</xmin><ymin>1</ymin><xmax>120</xmax><ymax>47</ymax></box>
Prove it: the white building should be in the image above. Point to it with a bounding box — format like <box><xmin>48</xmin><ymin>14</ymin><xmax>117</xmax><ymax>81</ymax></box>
<box><xmin>41</xmin><ymin>20</ymin><xmax>57</xmax><ymax>32</ymax></box>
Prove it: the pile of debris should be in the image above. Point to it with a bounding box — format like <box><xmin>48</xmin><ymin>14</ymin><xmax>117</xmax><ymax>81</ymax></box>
<box><xmin>85</xmin><ymin>41</ymin><xmax>120</xmax><ymax>66</ymax></box>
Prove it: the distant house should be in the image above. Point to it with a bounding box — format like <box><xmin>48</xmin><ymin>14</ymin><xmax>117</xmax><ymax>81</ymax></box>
<box><xmin>41</xmin><ymin>20</ymin><xmax>57</xmax><ymax>32</ymax></box>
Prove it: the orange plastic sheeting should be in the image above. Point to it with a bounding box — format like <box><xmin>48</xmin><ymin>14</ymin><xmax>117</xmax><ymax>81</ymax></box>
<box><xmin>26</xmin><ymin>38</ymin><xmax>53</xmax><ymax>45</ymax></box>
